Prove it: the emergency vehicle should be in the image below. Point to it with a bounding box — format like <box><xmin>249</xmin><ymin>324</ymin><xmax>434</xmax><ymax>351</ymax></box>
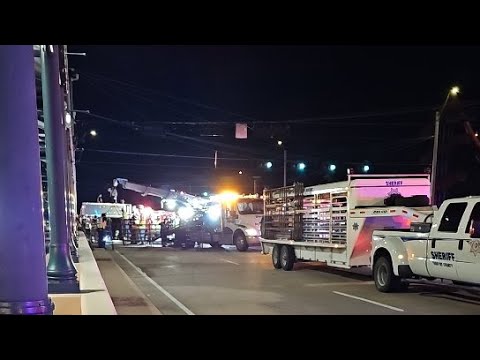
<box><xmin>260</xmin><ymin>174</ymin><xmax>433</xmax><ymax>271</ymax></box>
<box><xmin>372</xmin><ymin>196</ymin><xmax>480</xmax><ymax>292</ymax></box>
<box><xmin>112</xmin><ymin>178</ymin><xmax>263</xmax><ymax>250</ymax></box>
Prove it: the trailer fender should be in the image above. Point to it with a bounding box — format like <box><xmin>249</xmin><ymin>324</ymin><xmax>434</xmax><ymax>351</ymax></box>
<box><xmin>372</xmin><ymin>235</ymin><xmax>409</xmax><ymax>277</ymax></box>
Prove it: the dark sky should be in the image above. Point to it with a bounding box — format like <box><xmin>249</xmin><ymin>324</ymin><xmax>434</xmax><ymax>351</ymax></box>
<box><xmin>69</xmin><ymin>45</ymin><xmax>480</xmax><ymax>205</ymax></box>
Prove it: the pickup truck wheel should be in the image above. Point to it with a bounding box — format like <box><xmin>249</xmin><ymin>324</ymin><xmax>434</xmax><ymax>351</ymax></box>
<box><xmin>374</xmin><ymin>256</ymin><xmax>401</xmax><ymax>292</ymax></box>
<box><xmin>234</xmin><ymin>232</ymin><xmax>249</xmax><ymax>252</ymax></box>
<box><xmin>272</xmin><ymin>244</ymin><xmax>282</xmax><ymax>269</ymax></box>
<box><xmin>280</xmin><ymin>245</ymin><xmax>295</xmax><ymax>271</ymax></box>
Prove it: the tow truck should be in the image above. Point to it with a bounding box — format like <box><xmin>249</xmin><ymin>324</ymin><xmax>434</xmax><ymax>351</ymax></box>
<box><xmin>113</xmin><ymin>179</ymin><xmax>263</xmax><ymax>251</ymax></box>
<box><xmin>260</xmin><ymin>174</ymin><xmax>433</xmax><ymax>271</ymax></box>
<box><xmin>113</xmin><ymin>178</ymin><xmax>222</xmax><ymax>248</ymax></box>
<box><xmin>372</xmin><ymin>196</ymin><xmax>480</xmax><ymax>292</ymax></box>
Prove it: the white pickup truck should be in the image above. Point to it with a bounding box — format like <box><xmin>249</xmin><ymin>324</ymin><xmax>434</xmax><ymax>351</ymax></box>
<box><xmin>372</xmin><ymin>196</ymin><xmax>480</xmax><ymax>292</ymax></box>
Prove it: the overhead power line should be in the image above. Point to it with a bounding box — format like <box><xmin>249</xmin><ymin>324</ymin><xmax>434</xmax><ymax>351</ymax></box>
<box><xmin>82</xmin><ymin>71</ymin><xmax>257</xmax><ymax>121</ymax></box>
<box><xmin>84</xmin><ymin>149</ymin><xmax>256</xmax><ymax>161</ymax></box>
<box><xmin>78</xmin><ymin>160</ymin><xmax>257</xmax><ymax>170</ymax></box>
<box><xmin>81</xmin><ymin>71</ymin><xmax>480</xmax><ymax>125</ymax></box>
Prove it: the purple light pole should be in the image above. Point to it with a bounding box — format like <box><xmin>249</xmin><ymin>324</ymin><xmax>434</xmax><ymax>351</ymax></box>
<box><xmin>0</xmin><ymin>45</ymin><xmax>54</xmax><ymax>314</ymax></box>
<box><xmin>41</xmin><ymin>45</ymin><xmax>79</xmax><ymax>293</ymax></box>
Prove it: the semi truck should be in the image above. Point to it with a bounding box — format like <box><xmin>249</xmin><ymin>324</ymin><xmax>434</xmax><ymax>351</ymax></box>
<box><xmin>260</xmin><ymin>174</ymin><xmax>433</xmax><ymax>272</ymax></box>
<box><xmin>212</xmin><ymin>192</ymin><xmax>263</xmax><ymax>251</ymax></box>
<box><xmin>372</xmin><ymin>196</ymin><xmax>480</xmax><ymax>292</ymax></box>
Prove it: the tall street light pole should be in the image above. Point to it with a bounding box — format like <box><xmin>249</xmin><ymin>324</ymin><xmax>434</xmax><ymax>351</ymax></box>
<box><xmin>431</xmin><ymin>86</ymin><xmax>460</xmax><ymax>206</ymax></box>
<box><xmin>41</xmin><ymin>45</ymin><xmax>80</xmax><ymax>293</ymax></box>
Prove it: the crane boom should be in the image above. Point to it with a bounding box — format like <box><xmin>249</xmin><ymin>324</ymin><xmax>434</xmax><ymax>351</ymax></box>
<box><xmin>113</xmin><ymin>178</ymin><xmax>210</xmax><ymax>209</ymax></box>
<box><xmin>113</xmin><ymin>178</ymin><xmax>170</xmax><ymax>198</ymax></box>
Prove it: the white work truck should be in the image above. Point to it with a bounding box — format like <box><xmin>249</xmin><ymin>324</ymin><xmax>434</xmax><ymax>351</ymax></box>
<box><xmin>216</xmin><ymin>194</ymin><xmax>263</xmax><ymax>251</ymax></box>
<box><xmin>372</xmin><ymin>196</ymin><xmax>480</xmax><ymax>292</ymax></box>
<box><xmin>260</xmin><ymin>174</ymin><xmax>433</xmax><ymax>272</ymax></box>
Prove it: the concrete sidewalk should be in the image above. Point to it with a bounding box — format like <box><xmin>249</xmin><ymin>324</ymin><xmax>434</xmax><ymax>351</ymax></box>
<box><xmin>94</xmin><ymin>249</ymin><xmax>162</xmax><ymax>315</ymax></box>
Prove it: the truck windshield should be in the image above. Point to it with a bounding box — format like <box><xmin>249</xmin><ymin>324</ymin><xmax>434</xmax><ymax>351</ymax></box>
<box><xmin>237</xmin><ymin>199</ymin><xmax>263</xmax><ymax>215</ymax></box>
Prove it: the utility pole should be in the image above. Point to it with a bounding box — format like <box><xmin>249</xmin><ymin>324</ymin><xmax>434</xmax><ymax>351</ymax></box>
<box><xmin>431</xmin><ymin>111</ymin><xmax>440</xmax><ymax>205</ymax></box>
<box><xmin>283</xmin><ymin>149</ymin><xmax>287</xmax><ymax>187</ymax></box>
<box><xmin>41</xmin><ymin>45</ymin><xmax>79</xmax><ymax>294</ymax></box>
<box><xmin>431</xmin><ymin>86</ymin><xmax>460</xmax><ymax>206</ymax></box>
<box><xmin>0</xmin><ymin>45</ymin><xmax>54</xmax><ymax>314</ymax></box>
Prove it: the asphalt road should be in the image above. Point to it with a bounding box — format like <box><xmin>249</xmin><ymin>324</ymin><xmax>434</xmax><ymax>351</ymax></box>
<box><xmin>110</xmin><ymin>244</ymin><xmax>480</xmax><ymax>315</ymax></box>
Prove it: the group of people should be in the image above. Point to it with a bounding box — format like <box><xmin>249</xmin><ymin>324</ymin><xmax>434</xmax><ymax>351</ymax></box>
<box><xmin>80</xmin><ymin>212</ymin><xmax>176</xmax><ymax>248</ymax></box>
<box><xmin>81</xmin><ymin>213</ymin><xmax>109</xmax><ymax>248</ymax></box>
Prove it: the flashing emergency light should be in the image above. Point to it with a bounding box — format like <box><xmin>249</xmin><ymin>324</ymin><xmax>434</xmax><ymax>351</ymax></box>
<box><xmin>141</xmin><ymin>206</ymin><xmax>153</xmax><ymax>217</ymax></box>
<box><xmin>206</xmin><ymin>204</ymin><xmax>222</xmax><ymax>221</ymax></box>
<box><xmin>213</xmin><ymin>191</ymin><xmax>239</xmax><ymax>203</ymax></box>
<box><xmin>178</xmin><ymin>206</ymin><xmax>194</xmax><ymax>221</ymax></box>
<box><xmin>165</xmin><ymin>199</ymin><xmax>176</xmax><ymax>210</ymax></box>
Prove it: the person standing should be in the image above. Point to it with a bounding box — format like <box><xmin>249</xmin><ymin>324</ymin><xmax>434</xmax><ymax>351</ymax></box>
<box><xmin>97</xmin><ymin>213</ymin><xmax>107</xmax><ymax>248</ymax></box>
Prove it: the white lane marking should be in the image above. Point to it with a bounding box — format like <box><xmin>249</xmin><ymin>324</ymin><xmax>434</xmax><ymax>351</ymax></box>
<box><xmin>220</xmin><ymin>258</ymin><xmax>240</xmax><ymax>266</ymax></box>
<box><xmin>333</xmin><ymin>291</ymin><xmax>404</xmax><ymax>312</ymax></box>
<box><xmin>115</xmin><ymin>250</ymin><xmax>195</xmax><ymax>315</ymax></box>
<box><xmin>305</xmin><ymin>281</ymin><xmax>374</xmax><ymax>287</ymax></box>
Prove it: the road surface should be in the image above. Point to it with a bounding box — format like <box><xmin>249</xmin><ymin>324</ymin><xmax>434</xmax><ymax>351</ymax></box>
<box><xmin>109</xmin><ymin>244</ymin><xmax>480</xmax><ymax>315</ymax></box>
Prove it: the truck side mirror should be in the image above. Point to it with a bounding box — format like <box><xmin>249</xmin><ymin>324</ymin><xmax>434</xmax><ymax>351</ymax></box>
<box><xmin>470</xmin><ymin>220</ymin><xmax>480</xmax><ymax>238</ymax></box>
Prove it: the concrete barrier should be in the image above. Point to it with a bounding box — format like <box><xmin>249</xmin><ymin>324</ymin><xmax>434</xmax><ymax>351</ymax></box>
<box><xmin>49</xmin><ymin>233</ymin><xmax>117</xmax><ymax>315</ymax></box>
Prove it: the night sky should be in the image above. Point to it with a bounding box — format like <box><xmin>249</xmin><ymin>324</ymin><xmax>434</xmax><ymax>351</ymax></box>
<box><xmin>68</xmin><ymin>45</ymin><xmax>480</xmax><ymax>207</ymax></box>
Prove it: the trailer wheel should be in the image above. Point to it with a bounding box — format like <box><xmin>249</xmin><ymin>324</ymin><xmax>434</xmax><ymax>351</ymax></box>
<box><xmin>280</xmin><ymin>245</ymin><xmax>295</xmax><ymax>271</ymax></box>
<box><xmin>234</xmin><ymin>232</ymin><xmax>248</xmax><ymax>252</ymax></box>
<box><xmin>373</xmin><ymin>255</ymin><xmax>402</xmax><ymax>292</ymax></box>
<box><xmin>272</xmin><ymin>244</ymin><xmax>282</xmax><ymax>269</ymax></box>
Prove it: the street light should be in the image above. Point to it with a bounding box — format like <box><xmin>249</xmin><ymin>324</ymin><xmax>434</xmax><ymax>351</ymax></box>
<box><xmin>431</xmin><ymin>86</ymin><xmax>460</xmax><ymax>205</ymax></box>
<box><xmin>238</xmin><ymin>170</ymin><xmax>243</xmax><ymax>175</ymax></box>
<box><xmin>297</xmin><ymin>162</ymin><xmax>306</xmax><ymax>171</ymax></box>
<box><xmin>90</xmin><ymin>129</ymin><xmax>97</xmax><ymax>137</ymax></box>
<box><xmin>277</xmin><ymin>140</ymin><xmax>283</xmax><ymax>146</ymax></box>
<box><xmin>363</xmin><ymin>164</ymin><xmax>370</xmax><ymax>173</ymax></box>
<box><xmin>328</xmin><ymin>164</ymin><xmax>336</xmax><ymax>172</ymax></box>
<box><xmin>65</xmin><ymin>112</ymin><xmax>72</xmax><ymax>126</ymax></box>
<box><xmin>265</xmin><ymin>161</ymin><xmax>273</xmax><ymax>169</ymax></box>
